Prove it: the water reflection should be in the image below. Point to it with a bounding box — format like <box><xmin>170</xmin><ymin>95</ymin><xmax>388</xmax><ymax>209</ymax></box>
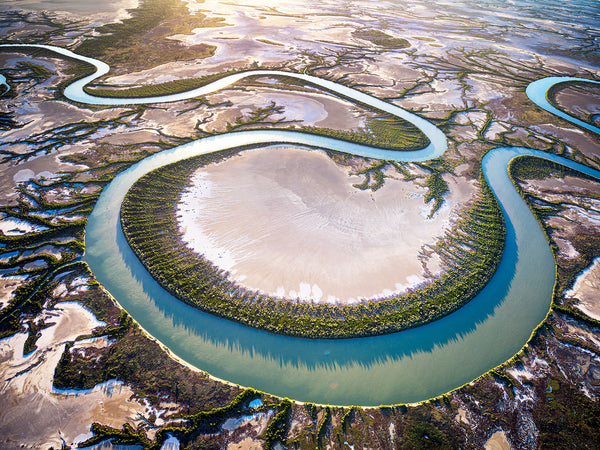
<box><xmin>115</xmin><ymin>217</ymin><xmax>518</xmax><ymax>369</ymax></box>
<box><xmin>86</xmin><ymin>141</ymin><xmax>561</xmax><ymax>405</ymax></box>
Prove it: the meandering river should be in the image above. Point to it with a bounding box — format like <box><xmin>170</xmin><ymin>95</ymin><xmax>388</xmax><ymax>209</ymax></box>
<box><xmin>3</xmin><ymin>44</ymin><xmax>599</xmax><ymax>405</ymax></box>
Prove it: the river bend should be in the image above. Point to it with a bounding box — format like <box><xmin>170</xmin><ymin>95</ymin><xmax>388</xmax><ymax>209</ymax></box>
<box><xmin>2</xmin><ymin>44</ymin><xmax>599</xmax><ymax>405</ymax></box>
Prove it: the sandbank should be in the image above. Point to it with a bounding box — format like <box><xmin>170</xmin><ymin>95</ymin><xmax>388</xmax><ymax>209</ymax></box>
<box><xmin>177</xmin><ymin>146</ymin><xmax>475</xmax><ymax>304</ymax></box>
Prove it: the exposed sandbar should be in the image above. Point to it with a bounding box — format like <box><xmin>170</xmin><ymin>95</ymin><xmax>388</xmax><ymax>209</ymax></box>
<box><xmin>177</xmin><ymin>146</ymin><xmax>475</xmax><ymax>304</ymax></box>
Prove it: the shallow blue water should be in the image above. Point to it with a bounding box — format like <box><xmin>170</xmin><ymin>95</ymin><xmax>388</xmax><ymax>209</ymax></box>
<box><xmin>527</xmin><ymin>77</ymin><xmax>600</xmax><ymax>135</ymax></box>
<box><xmin>0</xmin><ymin>73</ymin><xmax>8</xmax><ymax>96</ymax></box>
<box><xmin>83</xmin><ymin>141</ymin><xmax>573</xmax><ymax>406</ymax></box>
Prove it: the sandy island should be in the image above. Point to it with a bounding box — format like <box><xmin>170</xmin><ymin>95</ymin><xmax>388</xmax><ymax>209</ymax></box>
<box><xmin>177</xmin><ymin>146</ymin><xmax>476</xmax><ymax>304</ymax></box>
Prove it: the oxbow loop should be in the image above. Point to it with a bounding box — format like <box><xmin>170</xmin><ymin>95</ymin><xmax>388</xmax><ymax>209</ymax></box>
<box><xmin>4</xmin><ymin>43</ymin><xmax>599</xmax><ymax>405</ymax></box>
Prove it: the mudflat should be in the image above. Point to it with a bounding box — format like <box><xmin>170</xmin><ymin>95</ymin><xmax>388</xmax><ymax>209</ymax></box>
<box><xmin>177</xmin><ymin>146</ymin><xmax>475</xmax><ymax>304</ymax></box>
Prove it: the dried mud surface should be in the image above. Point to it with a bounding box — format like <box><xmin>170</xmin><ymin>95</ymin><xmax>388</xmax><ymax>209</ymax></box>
<box><xmin>178</xmin><ymin>146</ymin><xmax>474</xmax><ymax>303</ymax></box>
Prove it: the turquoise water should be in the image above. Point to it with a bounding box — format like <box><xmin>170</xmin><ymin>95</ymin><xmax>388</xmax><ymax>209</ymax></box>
<box><xmin>0</xmin><ymin>73</ymin><xmax>8</xmax><ymax>96</ymax></box>
<box><xmin>527</xmin><ymin>77</ymin><xmax>600</xmax><ymax>135</ymax></box>
<box><xmin>0</xmin><ymin>44</ymin><xmax>445</xmax><ymax>161</ymax></box>
<box><xmin>83</xmin><ymin>142</ymin><xmax>576</xmax><ymax>406</ymax></box>
<box><xmin>4</xmin><ymin>44</ymin><xmax>599</xmax><ymax>405</ymax></box>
